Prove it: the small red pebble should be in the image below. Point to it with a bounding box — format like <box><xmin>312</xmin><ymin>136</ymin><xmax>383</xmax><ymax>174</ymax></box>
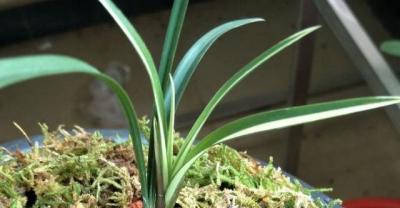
<box><xmin>129</xmin><ymin>200</ymin><xmax>143</xmax><ymax>208</ymax></box>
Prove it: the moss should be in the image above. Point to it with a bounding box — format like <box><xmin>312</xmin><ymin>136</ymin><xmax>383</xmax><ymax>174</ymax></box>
<box><xmin>0</xmin><ymin>125</ymin><xmax>140</xmax><ymax>207</ymax></box>
<box><xmin>179</xmin><ymin>145</ymin><xmax>339</xmax><ymax>208</ymax></box>
<box><xmin>0</xmin><ymin>124</ymin><xmax>341</xmax><ymax>207</ymax></box>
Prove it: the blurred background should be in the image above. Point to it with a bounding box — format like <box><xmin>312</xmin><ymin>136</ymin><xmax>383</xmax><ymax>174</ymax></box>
<box><xmin>0</xmin><ymin>0</ymin><xmax>400</xmax><ymax>202</ymax></box>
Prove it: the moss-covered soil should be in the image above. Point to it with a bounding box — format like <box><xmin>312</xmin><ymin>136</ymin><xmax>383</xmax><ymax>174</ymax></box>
<box><xmin>0</xmin><ymin>123</ymin><xmax>341</xmax><ymax>208</ymax></box>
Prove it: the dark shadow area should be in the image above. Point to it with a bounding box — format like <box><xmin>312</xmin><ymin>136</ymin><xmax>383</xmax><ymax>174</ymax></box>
<box><xmin>367</xmin><ymin>0</ymin><xmax>400</xmax><ymax>37</ymax></box>
<box><xmin>0</xmin><ymin>0</ymin><xmax>208</xmax><ymax>47</ymax></box>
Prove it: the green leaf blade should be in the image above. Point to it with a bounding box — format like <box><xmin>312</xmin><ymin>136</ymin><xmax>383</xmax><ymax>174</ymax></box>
<box><xmin>381</xmin><ymin>40</ymin><xmax>400</xmax><ymax>57</ymax></box>
<box><xmin>193</xmin><ymin>96</ymin><xmax>400</xmax><ymax>156</ymax></box>
<box><xmin>159</xmin><ymin>0</ymin><xmax>189</xmax><ymax>88</ymax></box>
<box><xmin>173</xmin><ymin>26</ymin><xmax>320</xmax><ymax>176</ymax></box>
<box><xmin>99</xmin><ymin>0</ymin><xmax>168</xmax><ymax>139</ymax></box>
<box><xmin>165</xmin><ymin>18</ymin><xmax>265</xmax><ymax>114</ymax></box>
<box><xmin>0</xmin><ymin>55</ymin><xmax>98</xmax><ymax>88</ymax></box>
<box><xmin>153</xmin><ymin>121</ymin><xmax>169</xmax><ymax>192</ymax></box>
<box><xmin>98</xmin><ymin>2</ymin><xmax>170</xmax><ymax>204</ymax></box>
<box><xmin>99</xmin><ymin>0</ymin><xmax>158</xmax><ymax>75</ymax></box>
<box><xmin>167</xmin><ymin>75</ymin><xmax>176</xmax><ymax>173</ymax></box>
<box><xmin>166</xmin><ymin>96</ymin><xmax>400</xmax><ymax>206</ymax></box>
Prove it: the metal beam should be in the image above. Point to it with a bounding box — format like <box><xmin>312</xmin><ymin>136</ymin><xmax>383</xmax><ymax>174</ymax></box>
<box><xmin>313</xmin><ymin>0</ymin><xmax>400</xmax><ymax>133</ymax></box>
<box><xmin>285</xmin><ymin>0</ymin><xmax>318</xmax><ymax>175</ymax></box>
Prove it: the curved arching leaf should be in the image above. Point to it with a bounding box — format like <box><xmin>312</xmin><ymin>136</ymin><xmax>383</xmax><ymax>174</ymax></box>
<box><xmin>0</xmin><ymin>55</ymin><xmax>97</xmax><ymax>87</ymax></box>
<box><xmin>164</xmin><ymin>18</ymin><xmax>265</xmax><ymax>116</ymax></box>
<box><xmin>0</xmin><ymin>54</ymin><xmax>148</xmax><ymax>203</ymax></box>
<box><xmin>166</xmin><ymin>96</ymin><xmax>400</xmax><ymax>206</ymax></box>
<box><xmin>172</xmin><ymin>26</ymin><xmax>320</xmax><ymax>176</ymax></box>
<box><xmin>99</xmin><ymin>0</ymin><xmax>167</xmax><ymax>143</ymax></box>
<box><xmin>193</xmin><ymin>96</ymin><xmax>400</xmax><ymax>156</ymax></box>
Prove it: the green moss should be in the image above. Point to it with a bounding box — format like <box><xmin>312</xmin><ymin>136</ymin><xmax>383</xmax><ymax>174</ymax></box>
<box><xmin>0</xmin><ymin>125</ymin><xmax>140</xmax><ymax>207</ymax></box>
<box><xmin>179</xmin><ymin>144</ymin><xmax>340</xmax><ymax>208</ymax></box>
<box><xmin>0</xmin><ymin>124</ymin><xmax>341</xmax><ymax>207</ymax></box>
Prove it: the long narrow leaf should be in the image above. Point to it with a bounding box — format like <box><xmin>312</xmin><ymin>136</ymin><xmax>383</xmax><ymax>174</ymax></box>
<box><xmin>159</xmin><ymin>0</ymin><xmax>189</xmax><ymax>89</ymax></box>
<box><xmin>167</xmin><ymin>75</ymin><xmax>176</xmax><ymax>172</ymax></box>
<box><xmin>164</xmin><ymin>18</ymin><xmax>264</xmax><ymax>115</ymax></box>
<box><xmin>166</xmin><ymin>96</ymin><xmax>400</xmax><ymax>205</ymax></box>
<box><xmin>150</xmin><ymin>1</ymin><xmax>189</xmax><ymax>201</ymax></box>
<box><xmin>99</xmin><ymin>0</ymin><xmax>168</xmax><ymax>145</ymax></box>
<box><xmin>98</xmin><ymin>2</ymin><xmax>169</xmax><ymax>204</ymax></box>
<box><xmin>153</xmin><ymin>121</ymin><xmax>168</xmax><ymax>192</ymax></box>
<box><xmin>99</xmin><ymin>0</ymin><xmax>158</xmax><ymax>78</ymax></box>
<box><xmin>193</xmin><ymin>96</ymin><xmax>400</xmax><ymax>155</ymax></box>
<box><xmin>146</xmin><ymin>131</ymin><xmax>157</xmax><ymax>205</ymax></box>
<box><xmin>0</xmin><ymin>55</ymin><xmax>96</xmax><ymax>87</ymax></box>
<box><xmin>0</xmin><ymin>55</ymin><xmax>149</xmax><ymax>203</ymax></box>
<box><xmin>173</xmin><ymin>26</ymin><xmax>320</xmax><ymax>176</ymax></box>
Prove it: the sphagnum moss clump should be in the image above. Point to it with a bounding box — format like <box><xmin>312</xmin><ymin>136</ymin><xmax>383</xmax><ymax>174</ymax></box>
<box><xmin>0</xmin><ymin>123</ymin><xmax>339</xmax><ymax>208</ymax></box>
<box><xmin>2</xmin><ymin>0</ymin><xmax>400</xmax><ymax>207</ymax></box>
<box><xmin>0</xmin><ymin>124</ymin><xmax>141</xmax><ymax>208</ymax></box>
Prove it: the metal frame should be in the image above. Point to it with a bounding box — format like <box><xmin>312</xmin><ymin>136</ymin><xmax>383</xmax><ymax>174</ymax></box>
<box><xmin>313</xmin><ymin>0</ymin><xmax>400</xmax><ymax>131</ymax></box>
<box><xmin>285</xmin><ymin>0</ymin><xmax>318</xmax><ymax>175</ymax></box>
<box><xmin>285</xmin><ymin>0</ymin><xmax>400</xmax><ymax>175</ymax></box>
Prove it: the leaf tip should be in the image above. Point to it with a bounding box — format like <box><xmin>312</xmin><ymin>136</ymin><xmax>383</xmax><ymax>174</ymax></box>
<box><xmin>308</xmin><ymin>25</ymin><xmax>322</xmax><ymax>32</ymax></box>
<box><xmin>239</xmin><ymin>17</ymin><xmax>265</xmax><ymax>24</ymax></box>
<box><xmin>253</xmin><ymin>17</ymin><xmax>266</xmax><ymax>22</ymax></box>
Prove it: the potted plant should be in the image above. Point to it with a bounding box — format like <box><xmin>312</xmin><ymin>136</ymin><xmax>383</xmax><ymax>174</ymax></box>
<box><xmin>1</xmin><ymin>0</ymin><xmax>400</xmax><ymax>207</ymax></box>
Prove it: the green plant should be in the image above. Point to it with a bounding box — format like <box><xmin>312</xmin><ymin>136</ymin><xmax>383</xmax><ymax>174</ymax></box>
<box><xmin>1</xmin><ymin>0</ymin><xmax>400</xmax><ymax>207</ymax></box>
<box><xmin>381</xmin><ymin>40</ymin><xmax>400</xmax><ymax>57</ymax></box>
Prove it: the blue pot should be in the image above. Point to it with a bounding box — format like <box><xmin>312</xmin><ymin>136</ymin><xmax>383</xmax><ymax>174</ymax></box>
<box><xmin>1</xmin><ymin>129</ymin><xmax>340</xmax><ymax>207</ymax></box>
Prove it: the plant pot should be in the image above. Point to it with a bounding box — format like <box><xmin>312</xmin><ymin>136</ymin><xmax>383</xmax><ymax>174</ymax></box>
<box><xmin>1</xmin><ymin>129</ymin><xmax>340</xmax><ymax>207</ymax></box>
